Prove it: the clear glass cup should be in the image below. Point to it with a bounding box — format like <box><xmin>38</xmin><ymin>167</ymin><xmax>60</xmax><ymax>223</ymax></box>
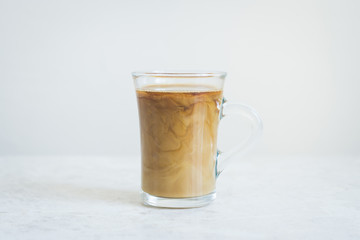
<box><xmin>133</xmin><ymin>71</ymin><xmax>263</xmax><ymax>208</ymax></box>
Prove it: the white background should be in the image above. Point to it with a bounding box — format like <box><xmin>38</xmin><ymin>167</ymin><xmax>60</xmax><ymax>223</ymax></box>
<box><xmin>1</xmin><ymin>0</ymin><xmax>359</xmax><ymax>156</ymax></box>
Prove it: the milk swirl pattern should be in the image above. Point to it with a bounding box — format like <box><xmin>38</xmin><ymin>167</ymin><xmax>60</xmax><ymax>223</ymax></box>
<box><xmin>136</xmin><ymin>84</ymin><xmax>223</xmax><ymax>198</ymax></box>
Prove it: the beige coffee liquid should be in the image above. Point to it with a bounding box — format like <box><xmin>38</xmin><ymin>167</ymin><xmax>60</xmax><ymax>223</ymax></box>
<box><xmin>136</xmin><ymin>84</ymin><xmax>223</xmax><ymax>198</ymax></box>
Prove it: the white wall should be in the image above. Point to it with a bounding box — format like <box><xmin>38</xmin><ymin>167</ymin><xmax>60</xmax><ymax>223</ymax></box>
<box><xmin>1</xmin><ymin>0</ymin><xmax>359</xmax><ymax>156</ymax></box>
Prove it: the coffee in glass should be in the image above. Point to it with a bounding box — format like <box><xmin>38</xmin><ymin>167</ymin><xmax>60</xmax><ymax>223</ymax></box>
<box><xmin>133</xmin><ymin>72</ymin><xmax>262</xmax><ymax>208</ymax></box>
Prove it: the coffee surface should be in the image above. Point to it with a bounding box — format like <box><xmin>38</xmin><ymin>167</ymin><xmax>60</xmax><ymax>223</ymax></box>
<box><xmin>136</xmin><ymin>84</ymin><xmax>223</xmax><ymax>198</ymax></box>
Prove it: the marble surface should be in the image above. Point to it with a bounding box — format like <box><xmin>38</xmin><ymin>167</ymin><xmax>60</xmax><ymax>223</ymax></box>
<box><xmin>0</xmin><ymin>155</ymin><xmax>359</xmax><ymax>239</ymax></box>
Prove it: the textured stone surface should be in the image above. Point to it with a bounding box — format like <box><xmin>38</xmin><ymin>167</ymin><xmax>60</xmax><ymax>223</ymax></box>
<box><xmin>0</xmin><ymin>155</ymin><xmax>359</xmax><ymax>239</ymax></box>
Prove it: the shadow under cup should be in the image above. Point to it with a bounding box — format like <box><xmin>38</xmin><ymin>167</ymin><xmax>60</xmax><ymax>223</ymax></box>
<box><xmin>133</xmin><ymin>71</ymin><xmax>226</xmax><ymax>208</ymax></box>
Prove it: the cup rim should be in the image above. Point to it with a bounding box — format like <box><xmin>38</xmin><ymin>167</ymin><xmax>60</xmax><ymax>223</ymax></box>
<box><xmin>132</xmin><ymin>71</ymin><xmax>227</xmax><ymax>78</ymax></box>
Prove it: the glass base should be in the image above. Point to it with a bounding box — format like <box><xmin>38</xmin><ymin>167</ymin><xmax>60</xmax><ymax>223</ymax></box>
<box><xmin>141</xmin><ymin>191</ymin><xmax>216</xmax><ymax>208</ymax></box>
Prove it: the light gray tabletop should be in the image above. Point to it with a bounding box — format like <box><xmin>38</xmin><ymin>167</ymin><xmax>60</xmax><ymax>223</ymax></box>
<box><xmin>0</xmin><ymin>155</ymin><xmax>359</xmax><ymax>239</ymax></box>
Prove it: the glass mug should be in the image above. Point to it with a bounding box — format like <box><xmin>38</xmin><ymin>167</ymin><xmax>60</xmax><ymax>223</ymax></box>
<box><xmin>133</xmin><ymin>71</ymin><xmax>263</xmax><ymax>208</ymax></box>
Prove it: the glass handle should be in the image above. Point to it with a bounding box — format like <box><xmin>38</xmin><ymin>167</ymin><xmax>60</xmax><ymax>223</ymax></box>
<box><xmin>216</xmin><ymin>98</ymin><xmax>263</xmax><ymax>177</ymax></box>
